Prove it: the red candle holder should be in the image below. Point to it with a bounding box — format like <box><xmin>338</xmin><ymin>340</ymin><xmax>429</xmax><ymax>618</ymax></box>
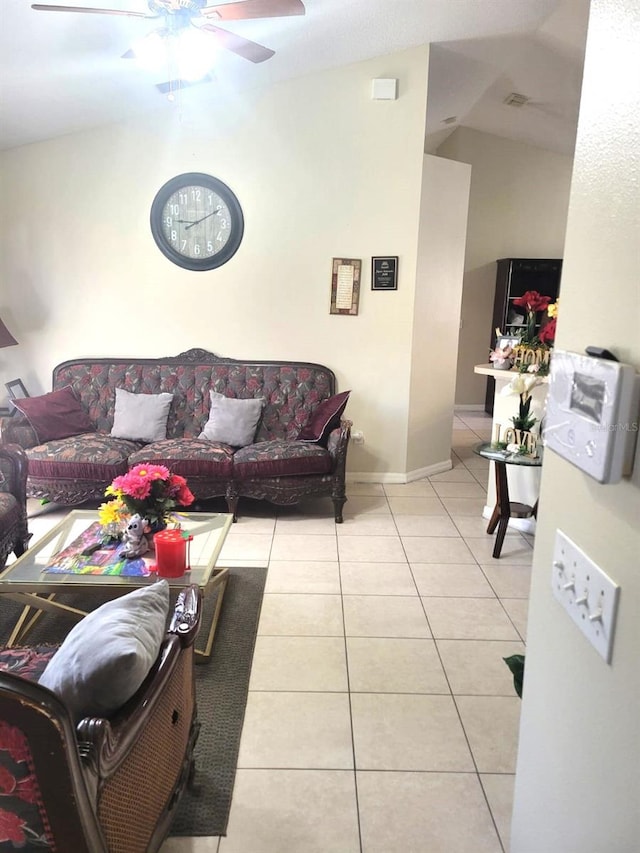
<box><xmin>153</xmin><ymin>529</ymin><xmax>192</xmax><ymax>578</ymax></box>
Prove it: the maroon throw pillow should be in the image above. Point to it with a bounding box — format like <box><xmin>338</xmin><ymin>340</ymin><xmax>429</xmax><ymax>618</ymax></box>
<box><xmin>297</xmin><ymin>390</ymin><xmax>351</xmax><ymax>445</ymax></box>
<box><xmin>13</xmin><ymin>385</ymin><xmax>95</xmax><ymax>443</ymax></box>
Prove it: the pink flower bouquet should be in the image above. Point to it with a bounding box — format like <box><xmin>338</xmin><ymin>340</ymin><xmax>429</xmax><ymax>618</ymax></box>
<box><xmin>99</xmin><ymin>464</ymin><xmax>195</xmax><ymax>529</ymax></box>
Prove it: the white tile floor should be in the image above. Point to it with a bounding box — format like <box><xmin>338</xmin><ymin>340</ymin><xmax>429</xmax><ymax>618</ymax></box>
<box><xmin>22</xmin><ymin>412</ymin><xmax>532</xmax><ymax>853</ymax></box>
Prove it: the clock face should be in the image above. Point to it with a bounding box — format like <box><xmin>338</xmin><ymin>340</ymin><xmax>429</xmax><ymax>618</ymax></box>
<box><xmin>150</xmin><ymin>173</ymin><xmax>244</xmax><ymax>271</ymax></box>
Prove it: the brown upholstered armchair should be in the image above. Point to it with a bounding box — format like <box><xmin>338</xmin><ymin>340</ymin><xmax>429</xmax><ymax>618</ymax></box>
<box><xmin>0</xmin><ymin>444</ymin><xmax>29</xmax><ymax>569</ymax></box>
<box><xmin>0</xmin><ymin>585</ymin><xmax>201</xmax><ymax>852</ymax></box>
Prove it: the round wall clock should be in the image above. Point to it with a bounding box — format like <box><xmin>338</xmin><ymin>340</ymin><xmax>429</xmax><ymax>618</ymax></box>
<box><xmin>150</xmin><ymin>173</ymin><xmax>244</xmax><ymax>271</ymax></box>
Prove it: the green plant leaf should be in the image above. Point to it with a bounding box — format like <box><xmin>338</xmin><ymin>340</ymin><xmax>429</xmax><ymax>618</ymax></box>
<box><xmin>503</xmin><ymin>654</ymin><xmax>525</xmax><ymax>698</ymax></box>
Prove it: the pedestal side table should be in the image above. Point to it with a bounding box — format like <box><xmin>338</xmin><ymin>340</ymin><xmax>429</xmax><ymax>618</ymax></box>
<box><xmin>474</xmin><ymin>442</ymin><xmax>544</xmax><ymax>558</ymax></box>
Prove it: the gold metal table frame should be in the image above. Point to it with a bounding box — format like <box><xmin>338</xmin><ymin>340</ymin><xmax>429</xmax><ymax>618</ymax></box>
<box><xmin>0</xmin><ymin>510</ymin><xmax>234</xmax><ymax>663</ymax></box>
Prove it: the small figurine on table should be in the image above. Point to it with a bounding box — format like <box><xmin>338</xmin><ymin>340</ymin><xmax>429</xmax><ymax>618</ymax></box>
<box><xmin>121</xmin><ymin>514</ymin><xmax>150</xmax><ymax>559</ymax></box>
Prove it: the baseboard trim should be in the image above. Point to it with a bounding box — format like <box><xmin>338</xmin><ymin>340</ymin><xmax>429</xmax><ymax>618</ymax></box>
<box><xmin>482</xmin><ymin>504</ymin><xmax>537</xmax><ymax>535</ymax></box>
<box><xmin>455</xmin><ymin>404</ymin><xmax>486</xmax><ymax>412</ymax></box>
<box><xmin>347</xmin><ymin>459</ymin><xmax>452</xmax><ymax>485</ymax></box>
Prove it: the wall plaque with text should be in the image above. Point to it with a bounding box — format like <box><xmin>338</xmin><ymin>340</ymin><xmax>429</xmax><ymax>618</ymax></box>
<box><xmin>330</xmin><ymin>258</ymin><xmax>361</xmax><ymax>315</ymax></box>
<box><xmin>371</xmin><ymin>256</ymin><xmax>398</xmax><ymax>291</ymax></box>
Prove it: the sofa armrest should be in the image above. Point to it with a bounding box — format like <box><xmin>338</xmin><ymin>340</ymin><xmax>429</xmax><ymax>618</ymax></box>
<box><xmin>0</xmin><ymin>444</ymin><xmax>28</xmax><ymax>509</ymax></box>
<box><xmin>326</xmin><ymin>418</ymin><xmax>352</xmax><ymax>464</ymax></box>
<box><xmin>76</xmin><ymin>585</ymin><xmax>202</xmax><ymax>781</ymax></box>
<box><xmin>0</xmin><ymin>413</ymin><xmax>39</xmax><ymax>449</ymax></box>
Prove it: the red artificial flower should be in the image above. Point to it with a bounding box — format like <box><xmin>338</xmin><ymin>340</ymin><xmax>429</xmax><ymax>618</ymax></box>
<box><xmin>0</xmin><ymin>807</ymin><xmax>26</xmax><ymax>844</ymax></box>
<box><xmin>513</xmin><ymin>291</ymin><xmax>552</xmax><ymax>313</ymax></box>
<box><xmin>165</xmin><ymin>474</ymin><xmax>195</xmax><ymax>507</ymax></box>
<box><xmin>168</xmin><ymin>473</ymin><xmax>187</xmax><ymax>492</ymax></box>
<box><xmin>177</xmin><ymin>485</ymin><xmax>195</xmax><ymax>506</ymax></box>
<box><xmin>539</xmin><ymin>317</ymin><xmax>557</xmax><ymax>344</ymax></box>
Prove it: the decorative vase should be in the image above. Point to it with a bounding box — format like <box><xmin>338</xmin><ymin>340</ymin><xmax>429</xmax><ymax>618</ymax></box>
<box><xmin>492</xmin><ymin>359</ymin><xmax>513</xmax><ymax>370</ymax></box>
<box><xmin>148</xmin><ymin>518</ymin><xmax>168</xmax><ymax>535</ymax></box>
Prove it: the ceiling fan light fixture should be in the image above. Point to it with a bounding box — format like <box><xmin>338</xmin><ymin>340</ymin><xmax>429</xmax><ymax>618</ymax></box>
<box><xmin>130</xmin><ymin>27</ymin><xmax>217</xmax><ymax>82</ymax></box>
<box><xmin>130</xmin><ymin>31</ymin><xmax>168</xmax><ymax>73</ymax></box>
<box><xmin>174</xmin><ymin>27</ymin><xmax>218</xmax><ymax>80</ymax></box>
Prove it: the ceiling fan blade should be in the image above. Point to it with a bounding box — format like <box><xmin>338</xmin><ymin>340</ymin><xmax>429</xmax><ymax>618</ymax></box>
<box><xmin>31</xmin><ymin>4</ymin><xmax>152</xmax><ymax>17</ymax></box>
<box><xmin>199</xmin><ymin>23</ymin><xmax>274</xmax><ymax>62</ymax></box>
<box><xmin>156</xmin><ymin>74</ymin><xmax>214</xmax><ymax>94</ymax></box>
<box><xmin>201</xmin><ymin>0</ymin><xmax>304</xmax><ymax>21</ymax></box>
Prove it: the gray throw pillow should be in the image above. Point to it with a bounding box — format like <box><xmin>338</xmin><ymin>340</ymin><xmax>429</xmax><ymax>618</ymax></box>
<box><xmin>198</xmin><ymin>391</ymin><xmax>265</xmax><ymax>447</ymax></box>
<box><xmin>111</xmin><ymin>387</ymin><xmax>173</xmax><ymax>442</ymax></box>
<box><xmin>38</xmin><ymin>580</ymin><xmax>170</xmax><ymax>722</ymax></box>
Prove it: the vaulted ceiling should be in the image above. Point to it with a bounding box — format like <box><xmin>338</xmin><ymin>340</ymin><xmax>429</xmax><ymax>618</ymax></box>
<box><xmin>0</xmin><ymin>0</ymin><xmax>589</xmax><ymax>152</ymax></box>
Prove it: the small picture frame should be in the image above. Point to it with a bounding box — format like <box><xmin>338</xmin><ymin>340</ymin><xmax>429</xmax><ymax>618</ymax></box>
<box><xmin>495</xmin><ymin>335</ymin><xmax>520</xmax><ymax>351</ymax></box>
<box><xmin>4</xmin><ymin>379</ymin><xmax>29</xmax><ymax>417</ymax></box>
<box><xmin>371</xmin><ymin>256</ymin><xmax>398</xmax><ymax>291</ymax></box>
<box><xmin>330</xmin><ymin>258</ymin><xmax>361</xmax><ymax>315</ymax></box>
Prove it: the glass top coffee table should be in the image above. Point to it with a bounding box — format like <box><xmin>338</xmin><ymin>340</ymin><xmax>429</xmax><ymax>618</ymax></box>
<box><xmin>0</xmin><ymin>510</ymin><xmax>234</xmax><ymax>662</ymax></box>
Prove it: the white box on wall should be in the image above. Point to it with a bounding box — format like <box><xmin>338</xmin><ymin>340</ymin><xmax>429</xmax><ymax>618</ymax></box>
<box><xmin>371</xmin><ymin>78</ymin><xmax>398</xmax><ymax>100</ymax></box>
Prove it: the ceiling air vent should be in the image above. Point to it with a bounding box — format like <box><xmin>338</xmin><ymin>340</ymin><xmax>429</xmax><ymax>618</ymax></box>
<box><xmin>442</xmin><ymin>115</ymin><xmax>457</xmax><ymax>125</ymax></box>
<box><xmin>503</xmin><ymin>92</ymin><xmax>530</xmax><ymax>107</ymax></box>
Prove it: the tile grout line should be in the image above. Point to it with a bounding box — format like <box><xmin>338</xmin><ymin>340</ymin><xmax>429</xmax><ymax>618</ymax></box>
<box><xmin>337</xmin><ymin>524</ymin><xmax>365</xmax><ymax>853</ymax></box>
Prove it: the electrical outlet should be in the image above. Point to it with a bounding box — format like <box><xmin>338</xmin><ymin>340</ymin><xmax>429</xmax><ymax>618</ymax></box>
<box><xmin>551</xmin><ymin>530</ymin><xmax>620</xmax><ymax>663</ymax></box>
<box><xmin>351</xmin><ymin>430</ymin><xmax>365</xmax><ymax>445</ymax></box>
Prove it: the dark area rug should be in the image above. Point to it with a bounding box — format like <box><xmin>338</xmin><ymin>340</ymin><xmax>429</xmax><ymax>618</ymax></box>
<box><xmin>171</xmin><ymin>566</ymin><xmax>266</xmax><ymax>836</ymax></box>
<box><xmin>0</xmin><ymin>565</ymin><xmax>266</xmax><ymax>838</ymax></box>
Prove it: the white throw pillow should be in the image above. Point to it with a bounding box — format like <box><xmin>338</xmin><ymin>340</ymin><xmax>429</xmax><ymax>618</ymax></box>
<box><xmin>38</xmin><ymin>580</ymin><xmax>170</xmax><ymax>722</ymax></box>
<box><xmin>198</xmin><ymin>391</ymin><xmax>265</xmax><ymax>447</ymax></box>
<box><xmin>111</xmin><ymin>387</ymin><xmax>173</xmax><ymax>442</ymax></box>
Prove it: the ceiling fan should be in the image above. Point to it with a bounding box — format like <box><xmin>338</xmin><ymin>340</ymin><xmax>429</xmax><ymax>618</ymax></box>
<box><xmin>31</xmin><ymin>0</ymin><xmax>306</xmax><ymax>64</ymax></box>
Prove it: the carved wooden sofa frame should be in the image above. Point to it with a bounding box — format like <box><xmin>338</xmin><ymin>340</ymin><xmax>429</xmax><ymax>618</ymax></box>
<box><xmin>0</xmin><ymin>348</ymin><xmax>351</xmax><ymax>523</ymax></box>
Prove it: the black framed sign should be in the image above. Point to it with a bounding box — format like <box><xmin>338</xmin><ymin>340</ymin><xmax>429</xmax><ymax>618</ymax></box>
<box><xmin>371</xmin><ymin>256</ymin><xmax>398</xmax><ymax>290</ymax></box>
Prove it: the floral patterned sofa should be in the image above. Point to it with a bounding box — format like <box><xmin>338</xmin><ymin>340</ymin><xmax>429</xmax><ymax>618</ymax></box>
<box><xmin>0</xmin><ymin>349</ymin><xmax>351</xmax><ymax>522</ymax></box>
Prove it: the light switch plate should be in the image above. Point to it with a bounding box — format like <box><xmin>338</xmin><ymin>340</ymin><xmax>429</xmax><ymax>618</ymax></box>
<box><xmin>551</xmin><ymin>530</ymin><xmax>620</xmax><ymax>663</ymax></box>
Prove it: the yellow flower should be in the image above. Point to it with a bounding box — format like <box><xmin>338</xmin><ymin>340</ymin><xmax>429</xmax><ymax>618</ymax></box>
<box><xmin>98</xmin><ymin>499</ymin><xmax>125</xmax><ymax>526</ymax></box>
<box><xmin>547</xmin><ymin>301</ymin><xmax>559</xmax><ymax>318</ymax></box>
<box><xmin>105</xmin><ymin>484</ymin><xmax>122</xmax><ymax>498</ymax></box>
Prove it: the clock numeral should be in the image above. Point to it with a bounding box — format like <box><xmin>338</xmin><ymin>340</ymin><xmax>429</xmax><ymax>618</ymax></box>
<box><xmin>171</xmin><ymin>230</ymin><xmax>177</xmax><ymax>242</ymax></box>
<box><xmin>191</xmin><ymin>189</ymin><xmax>201</xmax><ymax>201</ymax></box>
<box><xmin>169</xmin><ymin>204</ymin><xmax>180</xmax><ymax>215</ymax></box>
<box><xmin>181</xmin><ymin>239</ymin><xmax>187</xmax><ymax>251</ymax></box>
<box><xmin>193</xmin><ymin>244</ymin><xmax>201</xmax><ymax>256</ymax></box>
<box><xmin>208</xmin><ymin>193</ymin><xmax>214</xmax><ymax>206</ymax></box>
<box><xmin>179</xmin><ymin>192</ymin><xmax>188</xmax><ymax>204</ymax></box>
<box><xmin>165</xmin><ymin>216</ymin><xmax>173</xmax><ymax>227</ymax></box>
<box><xmin>220</xmin><ymin>219</ymin><xmax>227</xmax><ymax>230</ymax></box>
<box><xmin>207</xmin><ymin>241</ymin><xmax>214</xmax><ymax>253</ymax></box>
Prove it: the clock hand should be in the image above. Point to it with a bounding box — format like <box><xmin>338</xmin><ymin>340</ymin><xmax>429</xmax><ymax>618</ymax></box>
<box><xmin>184</xmin><ymin>207</ymin><xmax>222</xmax><ymax>230</ymax></box>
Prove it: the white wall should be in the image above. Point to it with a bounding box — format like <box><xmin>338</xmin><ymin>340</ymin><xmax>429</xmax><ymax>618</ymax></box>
<box><xmin>511</xmin><ymin>1</ymin><xmax>640</xmax><ymax>850</ymax></box>
<box><xmin>436</xmin><ymin>127</ymin><xmax>574</xmax><ymax>405</ymax></box>
<box><xmin>406</xmin><ymin>154</ymin><xmax>471</xmax><ymax>476</ymax></box>
<box><xmin>0</xmin><ymin>46</ymin><xmax>447</xmax><ymax>478</ymax></box>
